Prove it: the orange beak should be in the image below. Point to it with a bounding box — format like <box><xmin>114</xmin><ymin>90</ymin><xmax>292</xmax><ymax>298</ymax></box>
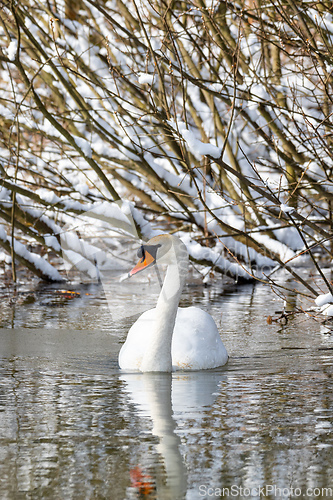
<box><xmin>129</xmin><ymin>248</ymin><xmax>156</xmax><ymax>277</ymax></box>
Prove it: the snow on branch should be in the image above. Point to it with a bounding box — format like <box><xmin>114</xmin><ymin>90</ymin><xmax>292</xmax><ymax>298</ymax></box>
<box><xmin>186</xmin><ymin>238</ymin><xmax>251</xmax><ymax>282</ymax></box>
<box><xmin>0</xmin><ymin>224</ymin><xmax>62</xmax><ymax>281</ymax></box>
<box><xmin>169</xmin><ymin>121</ymin><xmax>222</xmax><ymax>159</ymax></box>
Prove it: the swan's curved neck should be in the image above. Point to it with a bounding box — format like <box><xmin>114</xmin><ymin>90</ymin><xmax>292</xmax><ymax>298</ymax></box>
<box><xmin>140</xmin><ymin>245</ymin><xmax>187</xmax><ymax>372</ymax></box>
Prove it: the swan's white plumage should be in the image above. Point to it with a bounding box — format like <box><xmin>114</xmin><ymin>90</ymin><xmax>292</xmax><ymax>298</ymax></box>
<box><xmin>119</xmin><ymin>306</ymin><xmax>228</xmax><ymax>371</ymax></box>
<box><xmin>118</xmin><ymin>234</ymin><xmax>228</xmax><ymax>372</ymax></box>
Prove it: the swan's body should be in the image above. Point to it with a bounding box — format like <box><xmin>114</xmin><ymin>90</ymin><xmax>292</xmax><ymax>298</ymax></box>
<box><xmin>118</xmin><ymin>234</ymin><xmax>228</xmax><ymax>372</ymax></box>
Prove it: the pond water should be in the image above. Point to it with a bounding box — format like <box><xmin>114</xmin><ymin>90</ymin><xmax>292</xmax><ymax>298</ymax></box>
<box><xmin>0</xmin><ymin>270</ymin><xmax>333</xmax><ymax>500</ymax></box>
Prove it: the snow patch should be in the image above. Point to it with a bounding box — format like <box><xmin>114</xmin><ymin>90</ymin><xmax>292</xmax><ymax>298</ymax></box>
<box><xmin>180</xmin><ymin>128</ymin><xmax>221</xmax><ymax>159</ymax></box>
<box><xmin>74</xmin><ymin>137</ymin><xmax>92</xmax><ymax>158</ymax></box>
<box><xmin>315</xmin><ymin>292</ymin><xmax>333</xmax><ymax>316</ymax></box>
<box><xmin>0</xmin><ymin>224</ymin><xmax>7</xmax><ymax>241</ymax></box>
<box><xmin>36</xmin><ymin>188</ymin><xmax>60</xmax><ymax>205</ymax></box>
<box><xmin>5</xmin><ymin>40</ymin><xmax>17</xmax><ymax>61</ymax></box>
<box><xmin>76</xmin><ymin>183</ymin><xmax>90</xmax><ymax>196</ymax></box>
<box><xmin>280</xmin><ymin>203</ymin><xmax>295</xmax><ymax>214</ymax></box>
<box><xmin>0</xmin><ymin>224</ymin><xmax>61</xmax><ymax>281</ymax></box>
<box><xmin>186</xmin><ymin>238</ymin><xmax>250</xmax><ymax>280</ymax></box>
<box><xmin>44</xmin><ymin>235</ymin><xmax>61</xmax><ymax>252</ymax></box>
<box><xmin>169</xmin><ymin>121</ymin><xmax>222</xmax><ymax>159</ymax></box>
<box><xmin>315</xmin><ymin>292</ymin><xmax>333</xmax><ymax>307</ymax></box>
<box><xmin>138</xmin><ymin>73</ymin><xmax>154</xmax><ymax>85</ymax></box>
<box><xmin>321</xmin><ymin>305</ymin><xmax>333</xmax><ymax>316</ymax></box>
<box><xmin>13</xmin><ymin>239</ymin><xmax>62</xmax><ymax>281</ymax></box>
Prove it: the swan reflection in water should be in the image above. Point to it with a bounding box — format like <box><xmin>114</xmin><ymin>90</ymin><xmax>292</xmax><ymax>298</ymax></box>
<box><xmin>120</xmin><ymin>370</ymin><xmax>227</xmax><ymax>499</ymax></box>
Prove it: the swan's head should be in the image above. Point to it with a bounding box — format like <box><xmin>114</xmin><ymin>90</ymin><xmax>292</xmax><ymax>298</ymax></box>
<box><xmin>129</xmin><ymin>234</ymin><xmax>188</xmax><ymax>277</ymax></box>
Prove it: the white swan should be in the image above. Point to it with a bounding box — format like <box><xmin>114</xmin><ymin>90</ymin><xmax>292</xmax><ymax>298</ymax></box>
<box><xmin>118</xmin><ymin>234</ymin><xmax>228</xmax><ymax>372</ymax></box>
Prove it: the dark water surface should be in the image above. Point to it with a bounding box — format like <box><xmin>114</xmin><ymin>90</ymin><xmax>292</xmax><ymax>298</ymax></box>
<box><xmin>0</xmin><ymin>273</ymin><xmax>333</xmax><ymax>499</ymax></box>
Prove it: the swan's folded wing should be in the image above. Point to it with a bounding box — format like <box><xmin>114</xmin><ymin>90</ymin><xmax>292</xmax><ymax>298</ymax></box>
<box><xmin>172</xmin><ymin>307</ymin><xmax>228</xmax><ymax>370</ymax></box>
